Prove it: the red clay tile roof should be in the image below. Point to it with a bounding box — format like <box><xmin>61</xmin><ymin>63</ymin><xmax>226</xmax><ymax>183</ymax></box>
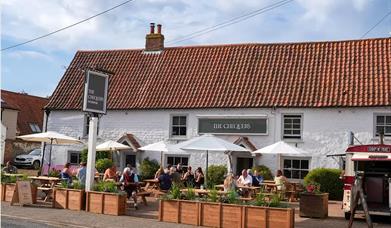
<box><xmin>117</xmin><ymin>133</ymin><xmax>141</xmax><ymax>151</ymax></box>
<box><xmin>46</xmin><ymin>37</ymin><xmax>391</xmax><ymax>110</ymax></box>
<box><xmin>1</xmin><ymin>90</ymin><xmax>49</xmax><ymax>135</ymax></box>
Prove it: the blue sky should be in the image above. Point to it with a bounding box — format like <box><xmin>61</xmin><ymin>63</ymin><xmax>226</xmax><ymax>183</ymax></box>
<box><xmin>1</xmin><ymin>0</ymin><xmax>391</xmax><ymax>97</ymax></box>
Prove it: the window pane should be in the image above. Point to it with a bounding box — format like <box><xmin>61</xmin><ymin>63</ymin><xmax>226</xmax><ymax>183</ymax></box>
<box><xmin>172</xmin><ymin>127</ymin><xmax>180</xmax><ymax>136</ymax></box>
<box><xmin>284</xmin><ymin>159</ymin><xmax>291</xmax><ymax>168</ymax></box>
<box><xmin>174</xmin><ymin>157</ymin><xmax>180</xmax><ymax>165</ymax></box>
<box><xmin>292</xmin><ymin>170</ymin><xmax>300</xmax><ymax>179</ymax></box>
<box><xmin>167</xmin><ymin>157</ymin><xmax>173</xmax><ymax>165</ymax></box>
<box><xmin>377</xmin><ymin>116</ymin><xmax>385</xmax><ymax>124</ymax></box>
<box><xmin>179</xmin><ymin>127</ymin><xmax>187</xmax><ymax>136</ymax></box>
<box><xmin>301</xmin><ymin>160</ymin><xmax>309</xmax><ymax>169</ymax></box>
<box><xmin>70</xmin><ymin>153</ymin><xmax>79</xmax><ymax>164</ymax></box>
<box><xmin>293</xmin><ymin>130</ymin><xmax>301</xmax><ymax>135</ymax></box>
<box><xmin>182</xmin><ymin>157</ymin><xmax>188</xmax><ymax>165</ymax></box>
<box><xmin>283</xmin><ymin>169</ymin><xmax>291</xmax><ymax>178</ymax></box>
<box><xmin>284</xmin><ymin>124</ymin><xmax>291</xmax><ymax>129</ymax></box>
<box><xmin>179</xmin><ymin>116</ymin><xmax>186</xmax><ymax>125</ymax></box>
<box><xmin>292</xmin><ymin>160</ymin><xmax>300</xmax><ymax>169</ymax></box>
<box><xmin>293</xmin><ymin>124</ymin><xmax>301</xmax><ymax>129</ymax></box>
<box><xmin>292</xmin><ymin>118</ymin><xmax>301</xmax><ymax>124</ymax></box>
<box><xmin>173</xmin><ymin>116</ymin><xmax>180</xmax><ymax>125</ymax></box>
<box><xmin>376</xmin><ymin>126</ymin><xmax>384</xmax><ymax>135</ymax></box>
<box><xmin>284</xmin><ymin>119</ymin><xmax>291</xmax><ymax>124</ymax></box>
<box><xmin>385</xmin><ymin>126</ymin><xmax>391</xmax><ymax>134</ymax></box>
<box><xmin>386</xmin><ymin>116</ymin><xmax>391</xmax><ymax>124</ymax></box>
<box><xmin>301</xmin><ymin>170</ymin><xmax>309</xmax><ymax>179</ymax></box>
<box><xmin>284</xmin><ymin>130</ymin><xmax>291</xmax><ymax>135</ymax></box>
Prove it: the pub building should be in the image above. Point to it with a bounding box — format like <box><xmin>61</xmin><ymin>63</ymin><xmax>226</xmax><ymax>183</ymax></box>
<box><xmin>43</xmin><ymin>24</ymin><xmax>391</xmax><ymax>180</ymax></box>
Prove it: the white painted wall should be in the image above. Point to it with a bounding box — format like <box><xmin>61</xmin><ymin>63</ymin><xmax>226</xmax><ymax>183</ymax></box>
<box><xmin>45</xmin><ymin>107</ymin><xmax>391</xmax><ymax>176</ymax></box>
<box><xmin>1</xmin><ymin>109</ymin><xmax>18</xmax><ymax>139</ymax></box>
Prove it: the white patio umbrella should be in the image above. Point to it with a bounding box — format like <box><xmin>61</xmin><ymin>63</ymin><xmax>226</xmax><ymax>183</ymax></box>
<box><xmin>96</xmin><ymin>140</ymin><xmax>131</xmax><ymax>151</ymax></box>
<box><xmin>17</xmin><ymin>131</ymin><xmax>82</xmax><ymax>173</ymax></box>
<box><xmin>178</xmin><ymin>134</ymin><xmax>249</xmax><ymax>186</ymax></box>
<box><xmin>252</xmin><ymin>141</ymin><xmax>309</xmax><ymax>169</ymax></box>
<box><xmin>138</xmin><ymin>141</ymin><xmax>184</xmax><ymax>165</ymax></box>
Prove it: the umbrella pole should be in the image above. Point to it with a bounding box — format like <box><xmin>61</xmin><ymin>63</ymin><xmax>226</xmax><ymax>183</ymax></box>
<box><xmin>48</xmin><ymin>138</ymin><xmax>53</xmax><ymax>175</ymax></box>
<box><xmin>40</xmin><ymin>142</ymin><xmax>46</xmax><ymax>176</ymax></box>
<box><xmin>160</xmin><ymin>151</ymin><xmax>163</xmax><ymax>166</ymax></box>
<box><xmin>205</xmin><ymin>150</ymin><xmax>208</xmax><ymax>188</ymax></box>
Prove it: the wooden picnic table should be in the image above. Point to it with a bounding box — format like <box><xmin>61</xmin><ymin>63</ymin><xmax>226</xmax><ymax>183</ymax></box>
<box><xmin>180</xmin><ymin>189</ymin><xmax>227</xmax><ymax>196</ymax></box>
<box><xmin>28</xmin><ymin>176</ymin><xmax>61</xmax><ymax>202</ymax></box>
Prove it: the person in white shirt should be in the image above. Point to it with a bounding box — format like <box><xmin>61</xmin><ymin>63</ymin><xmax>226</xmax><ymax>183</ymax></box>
<box><xmin>237</xmin><ymin>169</ymin><xmax>253</xmax><ymax>186</ymax></box>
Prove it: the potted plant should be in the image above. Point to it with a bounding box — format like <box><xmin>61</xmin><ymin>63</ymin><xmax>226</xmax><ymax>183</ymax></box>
<box><xmin>53</xmin><ymin>180</ymin><xmax>85</xmax><ymax>211</ymax></box>
<box><xmin>1</xmin><ymin>173</ymin><xmax>17</xmax><ymax>202</ymax></box>
<box><xmin>159</xmin><ymin>187</ymin><xmax>295</xmax><ymax>228</ymax></box>
<box><xmin>86</xmin><ymin>181</ymin><xmax>127</xmax><ymax>216</ymax></box>
<box><xmin>300</xmin><ymin>182</ymin><xmax>328</xmax><ymax>218</ymax></box>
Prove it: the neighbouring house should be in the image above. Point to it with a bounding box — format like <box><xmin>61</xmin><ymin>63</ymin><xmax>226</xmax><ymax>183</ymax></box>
<box><xmin>1</xmin><ymin>90</ymin><xmax>49</xmax><ymax>163</ymax></box>
<box><xmin>44</xmin><ymin>24</ymin><xmax>391</xmax><ymax>180</ymax></box>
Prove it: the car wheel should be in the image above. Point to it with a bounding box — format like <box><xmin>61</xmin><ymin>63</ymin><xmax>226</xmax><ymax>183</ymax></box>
<box><xmin>33</xmin><ymin>160</ymin><xmax>40</xmax><ymax>170</ymax></box>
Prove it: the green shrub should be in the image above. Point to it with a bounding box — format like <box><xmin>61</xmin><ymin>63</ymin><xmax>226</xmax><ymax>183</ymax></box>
<box><xmin>80</xmin><ymin>148</ymin><xmax>110</xmax><ymax>163</ymax></box>
<box><xmin>72</xmin><ymin>180</ymin><xmax>84</xmax><ymax>190</ymax></box>
<box><xmin>252</xmin><ymin>165</ymin><xmax>273</xmax><ymax>180</ymax></box>
<box><xmin>253</xmin><ymin>192</ymin><xmax>267</xmax><ymax>207</ymax></box>
<box><xmin>207</xmin><ymin>165</ymin><xmax>227</xmax><ymax>189</ymax></box>
<box><xmin>208</xmin><ymin>188</ymin><xmax>219</xmax><ymax>202</ymax></box>
<box><xmin>48</xmin><ymin>169</ymin><xmax>60</xmax><ymax>178</ymax></box>
<box><xmin>93</xmin><ymin>181</ymin><xmax>118</xmax><ymax>193</ymax></box>
<box><xmin>226</xmin><ymin>190</ymin><xmax>238</xmax><ymax>204</ymax></box>
<box><xmin>95</xmin><ymin>158</ymin><xmax>113</xmax><ymax>173</ymax></box>
<box><xmin>139</xmin><ymin>157</ymin><xmax>160</xmax><ymax>180</ymax></box>
<box><xmin>184</xmin><ymin>187</ymin><xmax>196</xmax><ymax>200</ymax></box>
<box><xmin>168</xmin><ymin>183</ymin><xmax>181</xmax><ymax>200</ymax></box>
<box><xmin>304</xmin><ymin>168</ymin><xmax>343</xmax><ymax>200</ymax></box>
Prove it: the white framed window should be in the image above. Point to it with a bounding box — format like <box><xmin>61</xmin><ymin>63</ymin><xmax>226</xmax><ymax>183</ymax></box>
<box><xmin>83</xmin><ymin>114</ymin><xmax>99</xmax><ymax>137</ymax></box>
<box><xmin>282</xmin><ymin>114</ymin><xmax>302</xmax><ymax>139</ymax></box>
<box><xmin>283</xmin><ymin>158</ymin><xmax>310</xmax><ymax>179</ymax></box>
<box><xmin>68</xmin><ymin>150</ymin><xmax>81</xmax><ymax>165</ymax></box>
<box><xmin>170</xmin><ymin>115</ymin><xmax>187</xmax><ymax>138</ymax></box>
<box><xmin>374</xmin><ymin>114</ymin><xmax>391</xmax><ymax>137</ymax></box>
<box><xmin>29</xmin><ymin>123</ymin><xmax>41</xmax><ymax>133</ymax></box>
<box><xmin>166</xmin><ymin>155</ymin><xmax>189</xmax><ymax>169</ymax></box>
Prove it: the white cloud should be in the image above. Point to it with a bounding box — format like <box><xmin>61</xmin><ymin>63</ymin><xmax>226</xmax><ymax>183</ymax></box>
<box><xmin>8</xmin><ymin>50</ymin><xmax>55</xmax><ymax>62</ymax></box>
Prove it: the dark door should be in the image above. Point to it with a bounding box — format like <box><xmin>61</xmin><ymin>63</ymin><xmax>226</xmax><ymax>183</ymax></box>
<box><xmin>126</xmin><ymin>154</ymin><xmax>136</xmax><ymax>168</ymax></box>
<box><xmin>236</xmin><ymin>157</ymin><xmax>253</xmax><ymax>175</ymax></box>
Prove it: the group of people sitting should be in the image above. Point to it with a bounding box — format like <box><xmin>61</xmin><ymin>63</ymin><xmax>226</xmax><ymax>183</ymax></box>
<box><xmin>2</xmin><ymin>161</ymin><xmax>18</xmax><ymax>174</ymax></box>
<box><xmin>154</xmin><ymin>164</ymin><xmax>205</xmax><ymax>191</ymax></box>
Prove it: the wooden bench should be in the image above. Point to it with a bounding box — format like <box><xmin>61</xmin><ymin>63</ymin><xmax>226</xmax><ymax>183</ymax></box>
<box><xmin>136</xmin><ymin>191</ymin><xmax>150</xmax><ymax>206</ymax></box>
<box><xmin>240</xmin><ymin>197</ymin><xmax>253</xmax><ymax>202</ymax></box>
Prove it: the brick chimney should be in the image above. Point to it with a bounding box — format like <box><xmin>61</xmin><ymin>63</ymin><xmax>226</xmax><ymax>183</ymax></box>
<box><xmin>145</xmin><ymin>23</ymin><xmax>164</xmax><ymax>51</ymax></box>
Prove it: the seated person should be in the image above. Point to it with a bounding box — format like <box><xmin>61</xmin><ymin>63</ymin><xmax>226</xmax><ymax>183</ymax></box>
<box><xmin>194</xmin><ymin>167</ymin><xmax>205</xmax><ymax>189</ymax></box>
<box><xmin>274</xmin><ymin>170</ymin><xmax>288</xmax><ymax>191</ymax></box>
<box><xmin>237</xmin><ymin>169</ymin><xmax>252</xmax><ymax>186</ymax></box>
<box><xmin>182</xmin><ymin>166</ymin><xmax>194</xmax><ymax>187</ymax></box>
<box><xmin>103</xmin><ymin>164</ymin><xmax>118</xmax><ymax>182</ymax></box>
<box><xmin>2</xmin><ymin>161</ymin><xmax>18</xmax><ymax>174</ymax></box>
<box><xmin>154</xmin><ymin>167</ymin><xmax>164</xmax><ymax>179</ymax></box>
<box><xmin>61</xmin><ymin>163</ymin><xmax>73</xmax><ymax>184</ymax></box>
<box><xmin>223</xmin><ymin>172</ymin><xmax>237</xmax><ymax>192</ymax></box>
<box><xmin>121</xmin><ymin>167</ymin><xmax>139</xmax><ymax>209</ymax></box>
<box><xmin>158</xmin><ymin>168</ymin><xmax>172</xmax><ymax>191</ymax></box>
<box><xmin>252</xmin><ymin>170</ymin><xmax>263</xmax><ymax>187</ymax></box>
<box><xmin>170</xmin><ymin>167</ymin><xmax>182</xmax><ymax>187</ymax></box>
<box><xmin>76</xmin><ymin>162</ymin><xmax>87</xmax><ymax>187</ymax></box>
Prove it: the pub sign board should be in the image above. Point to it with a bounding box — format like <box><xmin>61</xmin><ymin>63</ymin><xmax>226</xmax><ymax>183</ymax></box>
<box><xmin>198</xmin><ymin>117</ymin><xmax>268</xmax><ymax>135</ymax></box>
<box><xmin>83</xmin><ymin>70</ymin><xmax>109</xmax><ymax>114</ymax></box>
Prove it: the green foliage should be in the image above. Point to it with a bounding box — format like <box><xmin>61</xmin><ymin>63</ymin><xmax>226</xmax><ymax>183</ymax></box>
<box><xmin>48</xmin><ymin>169</ymin><xmax>60</xmax><ymax>177</ymax></box>
<box><xmin>80</xmin><ymin>148</ymin><xmax>110</xmax><ymax>163</ymax></box>
<box><xmin>304</xmin><ymin>168</ymin><xmax>343</xmax><ymax>200</ymax></box>
<box><xmin>95</xmin><ymin>159</ymin><xmax>113</xmax><ymax>173</ymax></box>
<box><xmin>0</xmin><ymin>173</ymin><xmax>17</xmax><ymax>183</ymax></box>
<box><xmin>139</xmin><ymin>157</ymin><xmax>160</xmax><ymax>180</ymax></box>
<box><xmin>252</xmin><ymin>165</ymin><xmax>273</xmax><ymax>180</ymax></box>
<box><xmin>268</xmin><ymin>194</ymin><xmax>281</xmax><ymax>207</ymax></box>
<box><xmin>59</xmin><ymin>180</ymin><xmax>69</xmax><ymax>188</ymax></box>
<box><xmin>184</xmin><ymin>187</ymin><xmax>196</xmax><ymax>200</ymax></box>
<box><xmin>253</xmin><ymin>192</ymin><xmax>267</xmax><ymax>207</ymax></box>
<box><xmin>226</xmin><ymin>190</ymin><xmax>238</xmax><ymax>204</ymax></box>
<box><xmin>93</xmin><ymin>181</ymin><xmax>118</xmax><ymax>193</ymax></box>
<box><xmin>168</xmin><ymin>183</ymin><xmax>181</xmax><ymax>200</ymax></box>
<box><xmin>207</xmin><ymin>165</ymin><xmax>227</xmax><ymax>189</ymax></box>
<box><xmin>208</xmin><ymin>188</ymin><xmax>219</xmax><ymax>202</ymax></box>
<box><xmin>72</xmin><ymin>180</ymin><xmax>84</xmax><ymax>190</ymax></box>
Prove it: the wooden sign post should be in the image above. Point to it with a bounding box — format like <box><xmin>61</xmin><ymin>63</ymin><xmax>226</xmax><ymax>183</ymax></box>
<box><xmin>10</xmin><ymin>181</ymin><xmax>34</xmax><ymax>206</ymax></box>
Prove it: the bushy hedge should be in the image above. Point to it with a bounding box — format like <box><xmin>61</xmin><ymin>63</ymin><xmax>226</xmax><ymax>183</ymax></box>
<box><xmin>252</xmin><ymin>165</ymin><xmax>273</xmax><ymax>180</ymax></box>
<box><xmin>304</xmin><ymin>168</ymin><xmax>344</xmax><ymax>200</ymax></box>
<box><xmin>207</xmin><ymin>165</ymin><xmax>227</xmax><ymax>188</ymax></box>
<box><xmin>139</xmin><ymin>157</ymin><xmax>160</xmax><ymax>180</ymax></box>
<box><xmin>80</xmin><ymin>148</ymin><xmax>110</xmax><ymax>163</ymax></box>
<box><xmin>95</xmin><ymin>158</ymin><xmax>113</xmax><ymax>173</ymax></box>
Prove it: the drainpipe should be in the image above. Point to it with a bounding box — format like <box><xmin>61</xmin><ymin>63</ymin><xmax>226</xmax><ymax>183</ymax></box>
<box><xmin>40</xmin><ymin>109</ymin><xmax>50</xmax><ymax>175</ymax></box>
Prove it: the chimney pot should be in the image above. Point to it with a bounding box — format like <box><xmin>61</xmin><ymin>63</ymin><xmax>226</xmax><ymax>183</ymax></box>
<box><xmin>150</xmin><ymin>23</ymin><xmax>155</xmax><ymax>34</ymax></box>
<box><xmin>157</xmin><ymin>24</ymin><xmax>162</xmax><ymax>34</ymax></box>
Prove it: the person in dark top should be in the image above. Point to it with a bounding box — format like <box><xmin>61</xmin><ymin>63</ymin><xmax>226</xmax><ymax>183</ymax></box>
<box><xmin>60</xmin><ymin>163</ymin><xmax>73</xmax><ymax>184</ymax></box>
<box><xmin>182</xmin><ymin>166</ymin><xmax>194</xmax><ymax>187</ymax></box>
<box><xmin>158</xmin><ymin>169</ymin><xmax>172</xmax><ymax>191</ymax></box>
<box><xmin>2</xmin><ymin>161</ymin><xmax>17</xmax><ymax>174</ymax></box>
<box><xmin>248</xmin><ymin>169</ymin><xmax>259</xmax><ymax>187</ymax></box>
<box><xmin>194</xmin><ymin>167</ymin><xmax>205</xmax><ymax>189</ymax></box>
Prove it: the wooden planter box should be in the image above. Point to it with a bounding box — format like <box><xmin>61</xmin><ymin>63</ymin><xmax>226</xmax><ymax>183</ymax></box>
<box><xmin>86</xmin><ymin>191</ymin><xmax>126</xmax><ymax>216</ymax></box>
<box><xmin>1</xmin><ymin>183</ymin><xmax>16</xmax><ymax>202</ymax></box>
<box><xmin>300</xmin><ymin>193</ymin><xmax>328</xmax><ymax>218</ymax></box>
<box><xmin>53</xmin><ymin>188</ymin><xmax>85</xmax><ymax>211</ymax></box>
<box><xmin>159</xmin><ymin>200</ymin><xmax>295</xmax><ymax>228</ymax></box>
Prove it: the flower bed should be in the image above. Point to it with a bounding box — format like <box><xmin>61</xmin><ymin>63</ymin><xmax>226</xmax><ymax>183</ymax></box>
<box><xmin>299</xmin><ymin>182</ymin><xmax>328</xmax><ymax>218</ymax></box>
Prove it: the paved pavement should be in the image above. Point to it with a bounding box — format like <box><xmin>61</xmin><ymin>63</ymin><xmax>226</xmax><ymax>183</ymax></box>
<box><xmin>1</xmin><ymin>199</ymin><xmax>390</xmax><ymax>228</ymax></box>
